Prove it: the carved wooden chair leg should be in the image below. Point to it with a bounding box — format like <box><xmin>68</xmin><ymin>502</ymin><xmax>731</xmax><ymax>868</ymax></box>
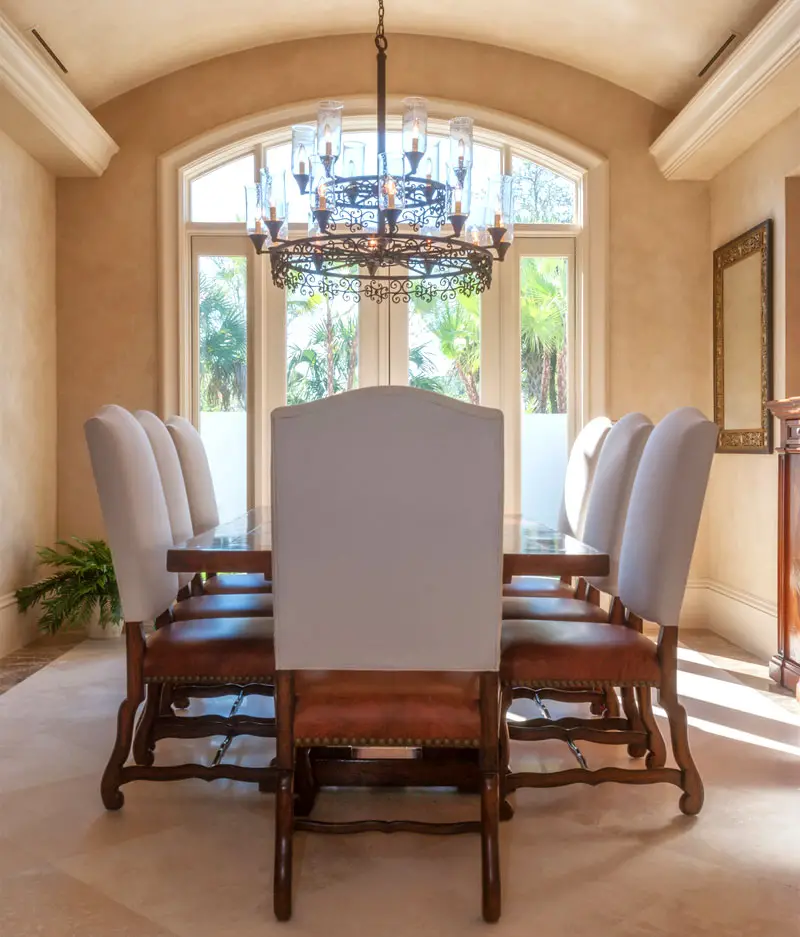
<box><xmin>132</xmin><ymin>683</ymin><xmax>162</xmax><ymax>766</ymax></box>
<box><xmin>480</xmin><ymin>673</ymin><xmax>501</xmax><ymax>924</ymax></box>
<box><xmin>603</xmin><ymin>687</ymin><xmax>620</xmax><ymax>717</ymax></box>
<box><xmin>590</xmin><ymin>686</ymin><xmax>620</xmax><ymax>717</ymax></box>
<box><xmin>636</xmin><ymin>685</ymin><xmax>666</xmax><ymax>769</ymax></box>
<box><xmin>101</xmin><ymin>623</ymin><xmax>145</xmax><ymax>810</ymax></box>
<box><xmin>499</xmin><ymin>684</ymin><xmax>514</xmax><ymax>821</ymax></box>
<box><xmin>158</xmin><ymin>683</ymin><xmax>174</xmax><ymax>716</ymax></box>
<box><xmin>659</xmin><ymin>684</ymin><xmax>703</xmax><ymax>815</ymax></box>
<box><xmin>658</xmin><ymin>627</ymin><xmax>703</xmax><ymax>815</ymax></box>
<box><xmin>274</xmin><ymin>672</ymin><xmax>295</xmax><ymax>922</ymax></box>
<box><xmin>294</xmin><ymin>747</ymin><xmax>319</xmax><ymax>818</ymax></box>
<box><xmin>620</xmin><ymin>686</ymin><xmax>648</xmax><ymax>758</ymax></box>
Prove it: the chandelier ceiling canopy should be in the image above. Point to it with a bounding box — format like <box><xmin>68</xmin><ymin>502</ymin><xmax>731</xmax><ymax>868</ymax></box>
<box><xmin>246</xmin><ymin>0</ymin><xmax>514</xmax><ymax>304</ymax></box>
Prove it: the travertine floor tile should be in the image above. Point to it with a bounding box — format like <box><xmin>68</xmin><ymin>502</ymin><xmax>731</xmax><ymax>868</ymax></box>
<box><xmin>0</xmin><ymin>630</ymin><xmax>796</xmax><ymax>936</ymax></box>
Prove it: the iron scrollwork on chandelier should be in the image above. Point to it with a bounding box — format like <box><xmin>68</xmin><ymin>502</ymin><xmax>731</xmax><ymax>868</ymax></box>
<box><xmin>245</xmin><ymin>0</ymin><xmax>514</xmax><ymax>304</ymax></box>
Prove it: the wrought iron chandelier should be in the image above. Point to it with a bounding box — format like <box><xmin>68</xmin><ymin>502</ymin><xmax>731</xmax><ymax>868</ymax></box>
<box><xmin>245</xmin><ymin>0</ymin><xmax>514</xmax><ymax>304</ymax></box>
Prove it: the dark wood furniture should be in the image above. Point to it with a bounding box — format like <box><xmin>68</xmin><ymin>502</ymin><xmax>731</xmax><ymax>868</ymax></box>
<box><xmin>167</xmin><ymin>509</ymin><xmax>610</xmax><ymax>792</ymax></box>
<box><xmin>167</xmin><ymin>507</ymin><xmax>611</xmax><ymax>582</ymax></box>
<box><xmin>274</xmin><ymin>671</ymin><xmax>501</xmax><ymax>923</ymax></box>
<box><xmin>499</xmin><ymin>601</ymin><xmax>701</xmax><ymax>816</ymax></box>
<box><xmin>767</xmin><ymin>398</ymin><xmax>800</xmax><ymax>698</ymax></box>
<box><xmin>103</xmin><ymin>611</ymin><xmax>277</xmax><ymax>810</ymax></box>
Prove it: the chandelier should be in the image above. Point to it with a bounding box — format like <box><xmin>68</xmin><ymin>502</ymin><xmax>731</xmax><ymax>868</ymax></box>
<box><xmin>245</xmin><ymin>0</ymin><xmax>514</xmax><ymax>304</ymax></box>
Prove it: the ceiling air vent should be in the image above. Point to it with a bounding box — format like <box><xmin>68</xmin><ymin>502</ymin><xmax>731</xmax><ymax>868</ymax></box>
<box><xmin>28</xmin><ymin>27</ymin><xmax>68</xmax><ymax>74</ymax></box>
<box><xmin>698</xmin><ymin>32</ymin><xmax>740</xmax><ymax>78</ymax></box>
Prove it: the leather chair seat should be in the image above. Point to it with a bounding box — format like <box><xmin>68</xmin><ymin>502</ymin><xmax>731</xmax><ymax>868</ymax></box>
<box><xmin>502</xmin><ymin>576</ymin><xmax>575</xmax><ymax>598</ymax></box>
<box><xmin>203</xmin><ymin>573</ymin><xmax>272</xmax><ymax>595</ymax></box>
<box><xmin>293</xmin><ymin>672</ymin><xmax>482</xmax><ymax>747</ymax></box>
<box><xmin>144</xmin><ymin>617</ymin><xmax>275</xmax><ymax>681</ymax></box>
<box><xmin>502</xmin><ymin>596</ymin><xmax>608</xmax><ymax>622</ymax></box>
<box><xmin>173</xmin><ymin>592</ymin><xmax>273</xmax><ymax>620</ymax></box>
<box><xmin>501</xmin><ymin>620</ymin><xmax>660</xmax><ymax>687</ymax></box>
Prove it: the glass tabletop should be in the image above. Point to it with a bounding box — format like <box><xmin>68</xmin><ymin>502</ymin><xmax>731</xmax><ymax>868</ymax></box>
<box><xmin>167</xmin><ymin>507</ymin><xmax>609</xmax><ymax>579</ymax></box>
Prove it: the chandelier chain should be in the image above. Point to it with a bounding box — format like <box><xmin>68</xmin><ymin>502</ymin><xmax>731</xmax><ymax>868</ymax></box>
<box><xmin>375</xmin><ymin>0</ymin><xmax>388</xmax><ymax>51</ymax></box>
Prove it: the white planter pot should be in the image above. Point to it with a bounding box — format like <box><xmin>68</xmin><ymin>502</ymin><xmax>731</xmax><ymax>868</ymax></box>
<box><xmin>86</xmin><ymin>610</ymin><xmax>123</xmax><ymax>640</ymax></box>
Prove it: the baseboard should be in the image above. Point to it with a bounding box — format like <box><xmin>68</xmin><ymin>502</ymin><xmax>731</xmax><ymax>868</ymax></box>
<box><xmin>682</xmin><ymin>578</ymin><xmax>777</xmax><ymax>662</ymax></box>
<box><xmin>0</xmin><ymin>591</ymin><xmax>38</xmax><ymax>658</ymax></box>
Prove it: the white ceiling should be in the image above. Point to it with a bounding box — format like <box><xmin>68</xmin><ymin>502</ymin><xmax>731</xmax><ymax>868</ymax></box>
<box><xmin>4</xmin><ymin>0</ymin><xmax>779</xmax><ymax>110</ymax></box>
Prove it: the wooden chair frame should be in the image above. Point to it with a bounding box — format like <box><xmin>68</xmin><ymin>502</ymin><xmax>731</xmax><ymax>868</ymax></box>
<box><xmin>500</xmin><ymin>600</ymin><xmax>703</xmax><ymax>817</ymax></box>
<box><xmin>510</xmin><ymin>579</ymin><xmax>622</xmax><ymax>720</ymax></box>
<box><xmin>102</xmin><ymin>615</ymin><xmax>277</xmax><ymax>811</ymax></box>
<box><xmin>273</xmin><ymin>671</ymin><xmax>502</xmax><ymax>923</ymax></box>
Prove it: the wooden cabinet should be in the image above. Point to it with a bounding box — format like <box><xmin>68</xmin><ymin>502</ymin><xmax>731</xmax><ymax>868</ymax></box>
<box><xmin>767</xmin><ymin>398</ymin><xmax>800</xmax><ymax>699</ymax></box>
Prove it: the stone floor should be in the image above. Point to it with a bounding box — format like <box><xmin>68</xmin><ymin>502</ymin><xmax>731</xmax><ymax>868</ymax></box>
<box><xmin>0</xmin><ymin>629</ymin><xmax>797</xmax><ymax>936</ymax></box>
<box><xmin>0</xmin><ymin>630</ymin><xmax>85</xmax><ymax>696</ymax></box>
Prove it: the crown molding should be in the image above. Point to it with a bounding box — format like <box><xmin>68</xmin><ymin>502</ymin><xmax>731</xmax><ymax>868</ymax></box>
<box><xmin>651</xmin><ymin>0</ymin><xmax>800</xmax><ymax>181</ymax></box>
<box><xmin>0</xmin><ymin>10</ymin><xmax>117</xmax><ymax>176</ymax></box>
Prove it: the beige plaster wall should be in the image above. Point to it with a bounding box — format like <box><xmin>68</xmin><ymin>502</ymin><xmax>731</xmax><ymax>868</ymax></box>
<box><xmin>0</xmin><ymin>130</ymin><xmax>57</xmax><ymax>655</ymax></box>
<box><xmin>704</xmin><ymin>109</ymin><xmax>800</xmax><ymax>659</ymax></box>
<box><xmin>56</xmin><ymin>34</ymin><xmax>711</xmax><ymax>537</ymax></box>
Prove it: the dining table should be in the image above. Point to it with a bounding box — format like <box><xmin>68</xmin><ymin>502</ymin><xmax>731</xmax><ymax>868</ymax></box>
<box><xmin>166</xmin><ymin>507</ymin><xmax>610</xmax><ymax>794</ymax></box>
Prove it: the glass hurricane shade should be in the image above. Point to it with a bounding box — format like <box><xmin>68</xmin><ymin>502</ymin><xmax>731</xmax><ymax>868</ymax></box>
<box><xmin>449</xmin><ymin>117</ymin><xmax>474</xmax><ymax>183</ymax></box>
<box><xmin>316</xmin><ymin>101</ymin><xmax>344</xmax><ymax>164</ymax></box>
<box><xmin>487</xmin><ymin>174</ymin><xmax>515</xmax><ymax>243</ymax></box>
<box><xmin>291</xmin><ymin>124</ymin><xmax>315</xmax><ymax>177</ymax></box>
<box><xmin>341</xmin><ymin>141</ymin><xmax>366</xmax><ymax>178</ymax></box>
<box><xmin>402</xmin><ymin>97</ymin><xmax>428</xmax><ymax>172</ymax></box>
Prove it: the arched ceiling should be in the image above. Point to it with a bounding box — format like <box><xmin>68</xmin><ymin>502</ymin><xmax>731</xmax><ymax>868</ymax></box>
<box><xmin>5</xmin><ymin>0</ymin><xmax>778</xmax><ymax>110</ymax></box>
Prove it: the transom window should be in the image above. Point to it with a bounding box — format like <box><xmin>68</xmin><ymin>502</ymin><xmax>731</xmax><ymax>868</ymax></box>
<box><xmin>181</xmin><ymin>121</ymin><xmax>585</xmax><ymax>525</ymax></box>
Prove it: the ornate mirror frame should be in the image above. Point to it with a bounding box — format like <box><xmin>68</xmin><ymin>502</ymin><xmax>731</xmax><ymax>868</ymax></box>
<box><xmin>713</xmin><ymin>219</ymin><xmax>773</xmax><ymax>454</ymax></box>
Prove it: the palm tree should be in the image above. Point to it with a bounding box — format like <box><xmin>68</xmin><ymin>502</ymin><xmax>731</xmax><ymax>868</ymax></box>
<box><xmin>410</xmin><ymin>292</ymin><xmax>481</xmax><ymax>404</ymax></box>
<box><xmin>198</xmin><ymin>260</ymin><xmax>247</xmax><ymax>411</ymax></box>
<box><xmin>286</xmin><ymin>292</ymin><xmax>359</xmax><ymax>404</ymax></box>
<box><xmin>520</xmin><ymin>258</ymin><xmax>567</xmax><ymax>414</ymax></box>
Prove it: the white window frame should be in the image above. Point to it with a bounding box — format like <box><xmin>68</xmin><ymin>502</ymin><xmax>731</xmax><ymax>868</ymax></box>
<box><xmin>160</xmin><ymin>97</ymin><xmax>609</xmax><ymax>515</ymax></box>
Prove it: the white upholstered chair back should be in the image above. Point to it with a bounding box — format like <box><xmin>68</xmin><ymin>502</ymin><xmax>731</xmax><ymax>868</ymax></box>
<box><xmin>136</xmin><ymin>411</ymin><xmax>194</xmax><ymax>589</ymax></box>
<box><xmin>272</xmin><ymin>387</ymin><xmax>504</xmax><ymax>672</ymax></box>
<box><xmin>557</xmin><ymin>416</ymin><xmax>612</xmax><ymax>538</ymax></box>
<box><xmin>166</xmin><ymin>415</ymin><xmax>220</xmax><ymax>535</ymax></box>
<box><xmin>85</xmin><ymin>405</ymin><xmax>178</xmax><ymax>622</ymax></box>
<box><xmin>583</xmin><ymin>412</ymin><xmax>653</xmax><ymax>596</ymax></box>
<box><xmin>618</xmin><ymin>407</ymin><xmax>717</xmax><ymax>626</ymax></box>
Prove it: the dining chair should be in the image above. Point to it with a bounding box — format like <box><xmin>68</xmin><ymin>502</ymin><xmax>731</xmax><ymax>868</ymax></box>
<box><xmin>499</xmin><ymin>407</ymin><xmax>717</xmax><ymax>815</ymax></box>
<box><xmin>85</xmin><ymin>405</ymin><xmax>276</xmax><ymax>807</ymax></box>
<box><xmin>502</xmin><ymin>412</ymin><xmax>653</xmax><ymax>721</ymax></box>
<box><xmin>137</xmin><ymin>411</ymin><xmax>273</xmax><ymax>619</ymax></box>
<box><xmin>166</xmin><ymin>414</ymin><xmax>271</xmax><ymax>595</ymax></box>
<box><xmin>503</xmin><ymin>415</ymin><xmax>612</xmax><ymax>599</ymax></box>
<box><xmin>502</xmin><ymin>412</ymin><xmax>653</xmax><ymax>622</ymax></box>
<box><xmin>270</xmin><ymin>386</ymin><xmax>504</xmax><ymax>923</ymax></box>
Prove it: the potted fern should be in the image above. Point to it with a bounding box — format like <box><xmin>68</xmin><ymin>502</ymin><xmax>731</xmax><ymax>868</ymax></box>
<box><xmin>15</xmin><ymin>538</ymin><xmax>123</xmax><ymax>639</ymax></box>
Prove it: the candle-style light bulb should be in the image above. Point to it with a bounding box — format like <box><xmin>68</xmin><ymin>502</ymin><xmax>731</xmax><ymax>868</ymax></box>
<box><xmin>323</xmin><ymin>123</ymin><xmax>332</xmax><ymax>157</ymax></box>
<box><xmin>318</xmin><ymin>181</ymin><xmax>328</xmax><ymax>211</ymax></box>
<box><xmin>457</xmin><ymin>138</ymin><xmax>465</xmax><ymax>169</ymax></box>
<box><xmin>494</xmin><ymin>194</ymin><xmax>503</xmax><ymax>228</ymax></box>
<box><xmin>269</xmin><ymin>197</ymin><xmax>277</xmax><ymax>222</ymax></box>
<box><xmin>425</xmin><ymin>158</ymin><xmax>433</xmax><ymax>182</ymax></box>
<box><xmin>454</xmin><ymin>186</ymin><xmax>463</xmax><ymax>215</ymax></box>
<box><xmin>297</xmin><ymin>144</ymin><xmax>307</xmax><ymax>176</ymax></box>
<box><xmin>411</xmin><ymin>118</ymin><xmax>420</xmax><ymax>153</ymax></box>
<box><xmin>385</xmin><ymin>177</ymin><xmax>397</xmax><ymax>210</ymax></box>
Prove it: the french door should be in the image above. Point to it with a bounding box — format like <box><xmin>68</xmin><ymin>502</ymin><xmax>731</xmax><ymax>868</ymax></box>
<box><xmin>192</xmin><ymin>233</ymin><xmax>574</xmax><ymax>520</ymax></box>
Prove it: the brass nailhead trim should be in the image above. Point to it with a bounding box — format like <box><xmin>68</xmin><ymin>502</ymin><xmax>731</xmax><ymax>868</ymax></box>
<box><xmin>501</xmin><ymin>678</ymin><xmax>659</xmax><ymax>689</ymax></box>
<box><xmin>294</xmin><ymin>737</ymin><xmax>480</xmax><ymax>748</ymax></box>
<box><xmin>145</xmin><ymin>675</ymin><xmax>274</xmax><ymax>684</ymax></box>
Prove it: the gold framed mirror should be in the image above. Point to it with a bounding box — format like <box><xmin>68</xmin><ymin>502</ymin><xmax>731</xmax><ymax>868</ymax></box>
<box><xmin>713</xmin><ymin>220</ymin><xmax>773</xmax><ymax>454</ymax></box>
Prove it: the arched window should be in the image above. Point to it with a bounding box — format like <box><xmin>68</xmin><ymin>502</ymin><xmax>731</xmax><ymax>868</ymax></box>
<box><xmin>162</xmin><ymin>109</ymin><xmax>605</xmax><ymax>522</ymax></box>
